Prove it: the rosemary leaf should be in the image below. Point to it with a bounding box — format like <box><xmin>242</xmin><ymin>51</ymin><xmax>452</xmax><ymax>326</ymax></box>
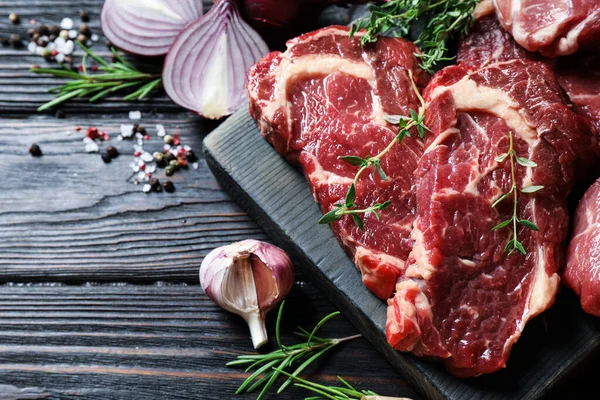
<box><xmin>31</xmin><ymin>41</ymin><xmax>161</xmax><ymax>111</ymax></box>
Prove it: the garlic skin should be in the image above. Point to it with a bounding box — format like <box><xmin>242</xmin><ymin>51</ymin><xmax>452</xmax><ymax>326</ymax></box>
<box><xmin>200</xmin><ymin>239</ymin><xmax>294</xmax><ymax>348</ymax></box>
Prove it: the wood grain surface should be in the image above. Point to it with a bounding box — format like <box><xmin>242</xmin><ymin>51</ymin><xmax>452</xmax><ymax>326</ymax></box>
<box><xmin>0</xmin><ymin>0</ymin><xmax>597</xmax><ymax>399</ymax></box>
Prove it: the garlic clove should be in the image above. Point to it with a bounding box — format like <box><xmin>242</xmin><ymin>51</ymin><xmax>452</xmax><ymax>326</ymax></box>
<box><xmin>200</xmin><ymin>239</ymin><xmax>294</xmax><ymax>349</ymax></box>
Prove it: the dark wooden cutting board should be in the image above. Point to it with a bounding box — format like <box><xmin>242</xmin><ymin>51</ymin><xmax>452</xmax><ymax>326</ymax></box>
<box><xmin>203</xmin><ymin>108</ymin><xmax>600</xmax><ymax>400</ymax></box>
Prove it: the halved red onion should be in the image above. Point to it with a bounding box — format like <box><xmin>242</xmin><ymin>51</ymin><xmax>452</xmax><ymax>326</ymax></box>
<box><xmin>163</xmin><ymin>0</ymin><xmax>269</xmax><ymax>119</ymax></box>
<box><xmin>101</xmin><ymin>0</ymin><xmax>204</xmax><ymax>57</ymax></box>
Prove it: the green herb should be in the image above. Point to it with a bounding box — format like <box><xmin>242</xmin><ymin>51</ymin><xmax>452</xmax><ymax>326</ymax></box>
<box><xmin>350</xmin><ymin>0</ymin><xmax>480</xmax><ymax>72</ymax></box>
<box><xmin>30</xmin><ymin>41</ymin><xmax>162</xmax><ymax>111</ymax></box>
<box><xmin>491</xmin><ymin>132</ymin><xmax>543</xmax><ymax>255</ymax></box>
<box><xmin>319</xmin><ymin>70</ymin><xmax>428</xmax><ymax>229</ymax></box>
<box><xmin>274</xmin><ymin>370</ymin><xmax>378</xmax><ymax>400</ymax></box>
<box><xmin>227</xmin><ymin>301</ymin><xmax>361</xmax><ymax>400</ymax></box>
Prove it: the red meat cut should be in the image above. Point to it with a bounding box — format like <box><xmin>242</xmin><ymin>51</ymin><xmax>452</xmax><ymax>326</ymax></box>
<box><xmin>493</xmin><ymin>0</ymin><xmax>600</xmax><ymax>57</ymax></box>
<box><xmin>247</xmin><ymin>26</ymin><xmax>429</xmax><ymax>300</ymax></box>
<box><xmin>565</xmin><ymin>179</ymin><xmax>600</xmax><ymax>317</ymax></box>
<box><xmin>386</xmin><ymin>58</ymin><xmax>597</xmax><ymax>377</ymax></box>
<box><xmin>458</xmin><ymin>14</ymin><xmax>600</xmax><ymax>138</ymax></box>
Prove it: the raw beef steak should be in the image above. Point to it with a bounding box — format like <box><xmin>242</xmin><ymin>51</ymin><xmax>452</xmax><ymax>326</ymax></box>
<box><xmin>386</xmin><ymin>59</ymin><xmax>596</xmax><ymax>377</ymax></box>
<box><xmin>565</xmin><ymin>179</ymin><xmax>600</xmax><ymax>316</ymax></box>
<box><xmin>493</xmin><ymin>0</ymin><xmax>600</xmax><ymax>57</ymax></box>
<box><xmin>247</xmin><ymin>26</ymin><xmax>429</xmax><ymax>300</ymax></box>
<box><xmin>458</xmin><ymin>14</ymin><xmax>600</xmax><ymax>147</ymax></box>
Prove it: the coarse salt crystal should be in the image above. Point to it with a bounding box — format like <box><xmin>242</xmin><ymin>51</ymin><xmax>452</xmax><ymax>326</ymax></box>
<box><xmin>120</xmin><ymin>124</ymin><xmax>134</xmax><ymax>138</ymax></box>
<box><xmin>142</xmin><ymin>184</ymin><xmax>151</xmax><ymax>193</ymax></box>
<box><xmin>27</xmin><ymin>42</ymin><xmax>37</xmax><ymax>53</ymax></box>
<box><xmin>183</xmin><ymin>145</ymin><xmax>191</xmax><ymax>151</ymax></box>
<box><xmin>60</xmin><ymin>17</ymin><xmax>73</xmax><ymax>30</ymax></box>
<box><xmin>91</xmin><ymin>34</ymin><xmax>99</xmax><ymax>42</ymax></box>
<box><xmin>85</xmin><ymin>141</ymin><xmax>99</xmax><ymax>153</ymax></box>
<box><xmin>55</xmin><ymin>53</ymin><xmax>65</xmax><ymax>63</ymax></box>
<box><xmin>163</xmin><ymin>144</ymin><xmax>171</xmax><ymax>151</ymax></box>
<box><xmin>62</xmin><ymin>40</ymin><xmax>74</xmax><ymax>55</ymax></box>
<box><xmin>156</xmin><ymin>124</ymin><xmax>166</xmax><ymax>137</ymax></box>
<box><xmin>83</xmin><ymin>137</ymin><xmax>94</xmax><ymax>144</ymax></box>
<box><xmin>192</xmin><ymin>162</ymin><xmax>199</xmax><ymax>169</ymax></box>
<box><xmin>135</xmin><ymin>132</ymin><xmax>143</xmax><ymax>139</ymax></box>
<box><xmin>68</xmin><ymin>30</ymin><xmax>77</xmax><ymax>39</ymax></box>
<box><xmin>137</xmin><ymin>171</ymin><xmax>146</xmax><ymax>181</ymax></box>
<box><xmin>137</xmin><ymin>139</ymin><xmax>143</xmax><ymax>146</ymax></box>
<box><xmin>117</xmin><ymin>135</ymin><xmax>123</xmax><ymax>141</ymax></box>
<box><xmin>133</xmin><ymin>144</ymin><xmax>143</xmax><ymax>152</ymax></box>
<box><xmin>47</xmin><ymin>42</ymin><xmax>56</xmax><ymax>51</ymax></box>
<box><xmin>146</xmin><ymin>165</ymin><xmax>156</xmax><ymax>174</ymax></box>
<box><xmin>140</xmin><ymin>152</ymin><xmax>154</xmax><ymax>163</ymax></box>
<box><xmin>54</xmin><ymin>37</ymin><xmax>66</xmax><ymax>48</ymax></box>
<box><xmin>129</xmin><ymin>111</ymin><xmax>142</xmax><ymax>120</ymax></box>
<box><xmin>133</xmin><ymin>165</ymin><xmax>140</xmax><ymax>172</ymax></box>
<box><xmin>35</xmin><ymin>46</ymin><xmax>44</xmax><ymax>55</ymax></box>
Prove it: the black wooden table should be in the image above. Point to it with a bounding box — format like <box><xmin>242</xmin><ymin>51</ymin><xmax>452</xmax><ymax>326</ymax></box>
<box><xmin>0</xmin><ymin>1</ymin><xmax>596</xmax><ymax>399</ymax></box>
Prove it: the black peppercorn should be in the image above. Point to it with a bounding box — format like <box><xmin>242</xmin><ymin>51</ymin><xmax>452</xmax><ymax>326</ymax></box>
<box><xmin>79</xmin><ymin>23</ymin><xmax>90</xmax><ymax>37</ymax></box>
<box><xmin>77</xmin><ymin>34</ymin><xmax>87</xmax><ymax>44</ymax></box>
<box><xmin>185</xmin><ymin>150</ymin><xmax>198</xmax><ymax>163</ymax></box>
<box><xmin>165</xmin><ymin>166</ymin><xmax>175</xmax><ymax>176</ymax></box>
<box><xmin>0</xmin><ymin>37</ymin><xmax>9</xmax><ymax>47</ymax></box>
<box><xmin>165</xmin><ymin>152</ymin><xmax>176</xmax><ymax>163</ymax></box>
<box><xmin>106</xmin><ymin>146</ymin><xmax>119</xmax><ymax>159</ymax></box>
<box><xmin>55</xmin><ymin>109</ymin><xmax>65</xmax><ymax>119</ymax></box>
<box><xmin>132</xmin><ymin>123</ymin><xmax>139</xmax><ymax>133</ymax></box>
<box><xmin>38</xmin><ymin>25</ymin><xmax>50</xmax><ymax>36</ymax></box>
<box><xmin>80</xmin><ymin>10</ymin><xmax>90</xmax><ymax>22</ymax></box>
<box><xmin>163</xmin><ymin>180</ymin><xmax>175</xmax><ymax>193</ymax></box>
<box><xmin>137</xmin><ymin>125</ymin><xmax>146</xmax><ymax>135</ymax></box>
<box><xmin>29</xmin><ymin>144</ymin><xmax>42</xmax><ymax>157</ymax></box>
<box><xmin>149</xmin><ymin>178</ymin><xmax>162</xmax><ymax>192</ymax></box>
<box><xmin>49</xmin><ymin>25</ymin><xmax>61</xmax><ymax>36</ymax></box>
<box><xmin>101</xmin><ymin>151</ymin><xmax>112</xmax><ymax>163</ymax></box>
<box><xmin>9</xmin><ymin>34</ymin><xmax>23</xmax><ymax>48</ymax></box>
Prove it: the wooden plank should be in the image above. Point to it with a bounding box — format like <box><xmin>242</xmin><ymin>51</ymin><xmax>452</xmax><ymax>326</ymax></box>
<box><xmin>203</xmin><ymin>108</ymin><xmax>600</xmax><ymax>400</ymax></box>
<box><xmin>0</xmin><ymin>284</ymin><xmax>418</xmax><ymax>400</ymax></box>
<box><xmin>0</xmin><ymin>114</ymin><xmax>270</xmax><ymax>282</ymax></box>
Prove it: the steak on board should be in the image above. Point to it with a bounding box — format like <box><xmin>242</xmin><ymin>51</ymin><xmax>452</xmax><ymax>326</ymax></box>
<box><xmin>386</xmin><ymin>58</ymin><xmax>596</xmax><ymax>377</ymax></box>
<box><xmin>565</xmin><ymin>179</ymin><xmax>600</xmax><ymax>317</ymax></box>
<box><xmin>458</xmin><ymin>14</ymin><xmax>600</xmax><ymax>139</ymax></box>
<box><xmin>493</xmin><ymin>0</ymin><xmax>600</xmax><ymax>57</ymax></box>
<box><xmin>247</xmin><ymin>26</ymin><xmax>429</xmax><ymax>300</ymax></box>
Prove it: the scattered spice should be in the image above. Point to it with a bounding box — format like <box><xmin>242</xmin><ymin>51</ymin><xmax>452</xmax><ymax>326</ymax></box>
<box><xmin>55</xmin><ymin>109</ymin><xmax>65</xmax><ymax>119</ymax></box>
<box><xmin>163</xmin><ymin>180</ymin><xmax>175</xmax><ymax>192</ymax></box>
<box><xmin>80</xmin><ymin>10</ymin><xmax>90</xmax><ymax>22</ymax></box>
<box><xmin>9</xmin><ymin>34</ymin><xmax>23</xmax><ymax>48</ymax></box>
<box><xmin>79</xmin><ymin>23</ymin><xmax>90</xmax><ymax>37</ymax></box>
<box><xmin>0</xmin><ymin>37</ymin><xmax>9</xmax><ymax>46</ymax></box>
<box><xmin>101</xmin><ymin>151</ymin><xmax>112</xmax><ymax>163</ymax></box>
<box><xmin>106</xmin><ymin>146</ymin><xmax>119</xmax><ymax>159</ymax></box>
<box><xmin>29</xmin><ymin>144</ymin><xmax>42</xmax><ymax>157</ymax></box>
<box><xmin>9</xmin><ymin>13</ymin><xmax>20</xmax><ymax>24</ymax></box>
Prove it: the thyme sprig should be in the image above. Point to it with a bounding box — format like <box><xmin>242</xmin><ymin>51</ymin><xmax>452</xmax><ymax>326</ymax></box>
<box><xmin>227</xmin><ymin>301</ymin><xmax>361</xmax><ymax>400</ymax></box>
<box><xmin>318</xmin><ymin>70</ymin><xmax>428</xmax><ymax>229</ymax></box>
<box><xmin>274</xmin><ymin>370</ymin><xmax>378</xmax><ymax>400</ymax></box>
<box><xmin>31</xmin><ymin>41</ymin><xmax>162</xmax><ymax>111</ymax></box>
<box><xmin>491</xmin><ymin>132</ymin><xmax>544</xmax><ymax>255</ymax></box>
<box><xmin>350</xmin><ymin>0</ymin><xmax>480</xmax><ymax>72</ymax></box>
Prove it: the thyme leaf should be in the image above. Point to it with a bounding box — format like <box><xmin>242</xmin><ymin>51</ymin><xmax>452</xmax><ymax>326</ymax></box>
<box><xmin>492</xmin><ymin>132</ymin><xmax>543</xmax><ymax>255</ymax></box>
<box><xmin>320</xmin><ymin>70</ymin><xmax>427</xmax><ymax>229</ymax></box>
<box><xmin>350</xmin><ymin>0</ymin><xmax>481</xmax><ymax>73</ymax></box>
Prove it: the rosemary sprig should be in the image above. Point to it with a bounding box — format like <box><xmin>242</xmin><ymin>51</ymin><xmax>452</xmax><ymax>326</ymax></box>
<box><xmin>275</xmin><ymin>370</ymin><xmax>378</xmax><ymax>400</ymax></box>
<box><xmin>491</xmin><ymin>132</ymin><xmax>544</xmax><ymax>255</ymax></box>
<box><xmin>227</xmin><ymin>301</ymin><xmax>361</xmax><ymax>400</ymax></box>
<box><xmin>318</xmin><ymin>70</ymin><xmax>429</xmax><ymax>229</ymax></box>
<box><xmin>350</xmin><ymin>0</ymin><xmax>480</xmax><ymax>72</ymax></box>
<box><xmin>30</xmin><ymin>42</ymin><xmax>162</xmax><ymax>111</ymax></box>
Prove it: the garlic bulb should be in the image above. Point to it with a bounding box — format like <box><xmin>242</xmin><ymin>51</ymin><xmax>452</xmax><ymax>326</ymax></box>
<box><xmin>200</xmin><ymin>239</ymin><xmax>294</xmax><ymax>348</ymax></box>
